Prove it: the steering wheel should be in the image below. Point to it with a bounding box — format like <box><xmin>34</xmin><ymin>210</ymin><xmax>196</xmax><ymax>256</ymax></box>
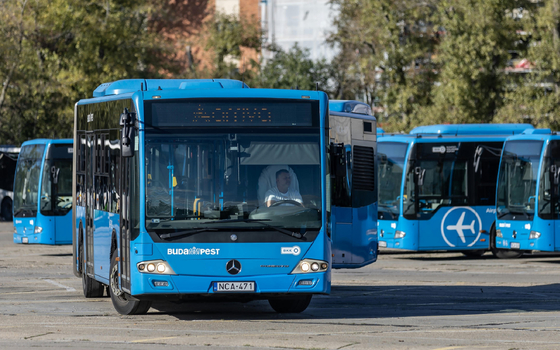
<box><xmin>270</xmin><ymin>200</ymin><xmax>304</xmax><ymax>207</ymax></box>
<box><xmin>62</xmin><ymin>201</ymin><xmax>73</xmax><ymax>209</ymax></box>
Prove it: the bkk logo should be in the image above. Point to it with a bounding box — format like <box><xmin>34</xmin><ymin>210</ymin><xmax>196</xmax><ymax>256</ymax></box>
<box><xmin>167</xmin><ymin>247</ymin><xmax>220</xmax><ymax>255</ymax></box>
<box><xmin>440</xmin><ymin>207</ymin><xmax>482</xmax><ymax>247</ymax></box>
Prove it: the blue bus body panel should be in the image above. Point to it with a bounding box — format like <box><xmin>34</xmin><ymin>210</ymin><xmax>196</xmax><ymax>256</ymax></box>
<box><xmin>495</xmin><ymin>131</ymin><xmax>560</xmax><ymax>252</ymax></box>
<box><xmin>13</xmin><ymin>138</ymin><xmax>73</xmax><ymax>245</ymax></box>
<box><xmin>378</xmin><ymin>130</ymin><xmax>533</xmax><ymax>252</ymax></box>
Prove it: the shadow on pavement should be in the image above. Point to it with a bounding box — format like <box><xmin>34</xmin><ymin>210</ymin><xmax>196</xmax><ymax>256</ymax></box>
<box><xmin>148</xmin><ymin>283</ymin><xmax>560</xmax><ymax>320</ymax></box>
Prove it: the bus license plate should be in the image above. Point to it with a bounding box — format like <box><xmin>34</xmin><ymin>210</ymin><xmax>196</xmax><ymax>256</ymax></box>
<box><xmin>213</xmin><ymin>282</ymin><xmax>255</xmax><ymax>292</ymax></box>
<box><xmin>510</xmin><ymin>242</ymin><xmax>520</xmax><ymax>249</ymax></box>
<box><xmin>22</xmin><ymin>237</ymin><xmax>28</xmax><ymax>244</ymax></box>
<box><xmin>379</xmin><ymin>241</ymin><xmax>387</xmax><ymax>248</ymax></box>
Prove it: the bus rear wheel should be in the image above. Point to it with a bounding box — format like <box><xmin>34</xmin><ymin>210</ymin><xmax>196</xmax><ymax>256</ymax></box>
<box><xmin>268</xmin><ymin>295</ymin><xmax>312</xmax><ymax>313</ymax></box>
<box><xmin>109</xmin><ymin>250</ymin><xmax>152</xmax><ymax>315</ymax></box>
<box><xmin>492</xmin><ymin>249</ymin><xmax>523</xmax><ymax>259</ymax></box>
<box><xmin>82</xmin><ymin>270</ymin><xmax>104</xmax><ymax>298</ymax></box>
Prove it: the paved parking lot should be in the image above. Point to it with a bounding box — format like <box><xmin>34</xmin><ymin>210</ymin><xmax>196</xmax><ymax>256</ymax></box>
<box><xmin>1</xmin><ymin>221</ymin><xmax>560</xmax><ymax>349</ymax></box>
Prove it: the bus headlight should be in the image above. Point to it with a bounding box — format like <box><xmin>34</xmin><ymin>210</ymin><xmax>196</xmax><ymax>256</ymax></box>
<box><xmin>529</xmin><ymin>231</ymin><xmax>541</xmax><ymax>239</ymax></box>
<box><xmin>496</xmin><ymin>229</ymin><xmax>503</xmax><ymax>238</ymax></box>
<box><xmin>34</xmin><ymin>226</ymin><xmax>43</xmax><ymax>234</ymax></box>
<box><xmin>292</xmin><ymin>259</ymin><xmax>328</xmax><ymax>274</ymax></box>
<box><xmin>137</xmin><ymin>260</ymin><xmax>175</xmax><ymax>275</ymax></box>
<box><xmin>395</xmin><ymin>230</ymin><xmax>406</xmax><ymax>238</ymax></box>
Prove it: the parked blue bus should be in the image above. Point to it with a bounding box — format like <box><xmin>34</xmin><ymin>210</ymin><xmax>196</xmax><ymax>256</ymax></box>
<box><xmin>13</xmin><ymin>139</ymin><xmax>73</xmax><ymax>244</ymax></box>
<box><xmin>377</xmin><ymin>124</ymin><xmax>532</xmax><ymax>256</ymax></box>
<box><xmin>74</xmin><ymin>80</ymin><xmax>378</xmax><ymax>315</ymax></box>
<box><xmin>328</xmin><ymin>100</ymin><xmax>378</xmax><ymax>268</ymax></box>
<box><xmin>0</xmin><ymin>145</ymin><xmax>21</xmax><ymax>220</ymax></box>
<box><xmin>493</xmin><ymin>129</ymin><xmax>560</xmax><ymax>258</ymax></box>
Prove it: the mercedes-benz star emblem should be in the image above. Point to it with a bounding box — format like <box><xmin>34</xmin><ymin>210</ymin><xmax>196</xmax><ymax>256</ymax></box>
<box><xmin>226</xmin><ymin>259</ymin><xmax>241</xmax><ymax>275</ymax></box>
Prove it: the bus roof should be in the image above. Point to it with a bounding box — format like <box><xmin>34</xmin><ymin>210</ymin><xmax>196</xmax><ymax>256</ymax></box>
<box><xmin>410</xmin><ymin>123</ymin><xmax>534</xmax><ymax>135</ymax></box>
<box><xmin>328</xmin><ymin>100</ymin><xmax>376</xmax><ymax>121</ymax></box>
<box><xmin>504</xmin><ymin>129</ymin><xmax>560</xmax><ymax>142</ymax></box>
<box><xmin>329</xmin><ymin>100</ymin><xmax>372</xmax><ymax>116</ymax></box>
<box><xmin>93</xmin><ymin>79</ymin><xmax>249</xmax><ymax>98</ymax></box>
<box><xmin>378</xmin><ymin>132</ymin><xmax>525</xmax><ymax>144</ymax></box>
<box><xmin>21</xmin><ymin>139</ymin><xmax>72</xmax><ymax>147</ymax></box>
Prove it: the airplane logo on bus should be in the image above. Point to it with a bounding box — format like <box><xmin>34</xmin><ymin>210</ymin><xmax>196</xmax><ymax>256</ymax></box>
<box><xmin>440</xmin><ymin>207</ymin><xmax>482</xmax><ymax>247</ymax></box>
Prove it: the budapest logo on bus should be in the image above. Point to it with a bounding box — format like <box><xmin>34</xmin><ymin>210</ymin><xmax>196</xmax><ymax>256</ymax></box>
<box><xmin>440</xmin><ymin>207</ymin><xmax>482</xmax><ymax>247</ymax></box>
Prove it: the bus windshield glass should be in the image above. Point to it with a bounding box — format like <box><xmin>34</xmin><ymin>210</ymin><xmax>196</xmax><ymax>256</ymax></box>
<box><xmin>497</xmin><ymin>140</ymin><xmax>543</xmax><ymax>220</ymax></box>
<box><xmin>538</xmin><ymin>140</ymin><xmax>560</xmax><ymax>219</ymax></box>
<box><xmin>40</xmin><ymin>144</ymin><xmax>73</xmax><ymax>216</ymax></box>
<box><xmin>378</xmin><ymin>142</ymin><xmax>408</xmax><ymax>219</ymax></box>
<box><xmin>403</xmin><ymin>143</ymin><xmax>468</xmax><ymax>219</ymax></box>
<box><xmin>144</xmin><ymin>131</ymin><xmax>322</xmax><ymax>243</ymax></box>
<box><xmin>13</xmin><ymin>144</ymin><xmax>46</xmax><ymax>217</ymax></box>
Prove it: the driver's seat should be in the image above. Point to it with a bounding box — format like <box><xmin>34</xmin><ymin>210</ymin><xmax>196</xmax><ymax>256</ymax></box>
<box><xmin>257</xmin><ymin>165</ymin><xmax>299</xmax><ymax>207</ymax></box>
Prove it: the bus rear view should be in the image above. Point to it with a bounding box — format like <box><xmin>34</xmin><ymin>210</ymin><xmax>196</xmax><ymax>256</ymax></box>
<box><xmin>13</xmin><ymin>139</ymin><xmax>73</xmax><ymax>244</ymax></box>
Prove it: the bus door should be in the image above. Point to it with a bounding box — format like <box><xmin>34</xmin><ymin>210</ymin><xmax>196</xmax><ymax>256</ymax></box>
<box><xmin>85</xmin><ymin>135</ymin><xmax>95</xmax><ymax>277</ymax></box>
<box><xmin>52</xmin><ymin>144</ymin><xmax>73</xmax><ymax>244</ymax></box>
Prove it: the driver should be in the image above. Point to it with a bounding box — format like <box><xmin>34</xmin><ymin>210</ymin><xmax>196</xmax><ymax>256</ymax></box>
<box><xmin>265</xmin><ymin>169</ymin><xmax>303</xmax><ymax>207</ymax></box>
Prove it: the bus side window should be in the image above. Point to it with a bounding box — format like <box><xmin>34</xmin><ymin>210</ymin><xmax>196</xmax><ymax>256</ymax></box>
<box><xmin>109</xmin><ymin>131</ymin><xmax>120</xmax><ymax>214</ymax></box>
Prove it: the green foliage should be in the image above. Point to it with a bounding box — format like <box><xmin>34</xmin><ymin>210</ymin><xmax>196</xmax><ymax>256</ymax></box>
<box><xmin>0</xmin><ymin>0</ymin><xmax>178</xmax><ymax>144</ymax></box>
<box><xmin>328</xmin><ymin>0</ymin><xmax>440</xmax><ymax>132</ymax></box>
<box><xmin>251</xmin><ymin>44</ymin><xmax>334</xmax><ymax>94</ymax></box>
<box><xmin>496</xmin><ymin>0</ymin><xmax>560</xmax><ymax>129</ymax></box>
<box><xmin>429</xmin><ymin>0</ymin><xmax>529</xmax><ymax>124</ymax></box>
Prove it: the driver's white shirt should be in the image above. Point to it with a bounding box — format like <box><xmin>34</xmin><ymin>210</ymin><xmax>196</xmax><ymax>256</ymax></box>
<box><xmin>264</xmin><ymin>187</ymin><xmax>303</xmax><ymax>206</ymax></box>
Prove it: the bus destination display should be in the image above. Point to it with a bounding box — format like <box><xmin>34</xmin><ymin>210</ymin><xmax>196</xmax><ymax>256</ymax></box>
<box><xmin>147</xmin><ymin>101</ymin><xmax>315</xmax><ymax>127</ymax></box>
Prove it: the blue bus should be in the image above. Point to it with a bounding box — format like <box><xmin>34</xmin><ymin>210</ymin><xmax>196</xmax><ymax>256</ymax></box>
<box><xmin>377</xmin><ymin>124</ymin><xmax>532</xmax><ymax>256</ymax></box>
<box><xmin>493</xmin><ymin>129</ymin><xmax>560</xmax><ymax>258</ymax></box>
<box><xmin>73</xmin><ymin>80</ymin><xmax>378</xmax><ymax>315</ymax></box>
<box><xmin>0</xmin><ymin>145</ymin><xmax>20</xmax><ymax>220</ymax></box>
<box><xmin>328</xmin><ymin>100</ymin><xmax>378</xmax><ymax>268</ymax></box>
<box><xmin>13</xmin><ymin>139</ymin><xmax>73</xmax><ymax>244</ymax></box>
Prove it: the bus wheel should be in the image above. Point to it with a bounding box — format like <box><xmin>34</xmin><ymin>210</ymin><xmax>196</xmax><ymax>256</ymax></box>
<box><xmin>268</xmin><ymin>295</ymin><xmax>312</xmax><ymax>313</ymax></box>
<box><xmin>492</xmin><ymin>249</ymin><xmax>523</xmax><ymax>259</ymax></box>
<box><xmin>82</xmin><ymin>269</ymin><xmax>104</xmax><ymax>298</ymax></box>
<box><xmin>1</xmin><ymin>198</ymin><xmax>12</xmax><ymax>221</ymax></box>
<box><xmin>109</xmin><ymin>250</ymin><xmax>152</xmax><ymax>315</ymax></box>
<box><xmin>461</xmin><ymin>250</ymin><xmax>486</xmax><ymax>257</ymax></box>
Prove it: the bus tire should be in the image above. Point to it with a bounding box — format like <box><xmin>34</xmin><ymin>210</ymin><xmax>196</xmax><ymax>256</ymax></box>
<box><xmin>268</xmin><ymin>295</ymin><xmax>312</xmax><ymax>313</ymax></box>
<box><xmin>109</xmin><ymin>250</ymin><xmax>152</xmax><ymax>315</ymax></box>
<box><xmin>461</xmin><ymin>250</ymin><xmax>486</xmax><ymax>257</ymax></box>
<box><xmin>82</xmin><ymin>269</ymin><xmax>104</xmax><ymax>298</ymax></box>
<box><xmin>1</xmin><ymin>197</ymin><xmax>12</xmax><ymax>221</ymax></box>
<box><xmin>490</xmin><ymin>224</ymin><xmax>523</xmax><ymax>259</ymax></box>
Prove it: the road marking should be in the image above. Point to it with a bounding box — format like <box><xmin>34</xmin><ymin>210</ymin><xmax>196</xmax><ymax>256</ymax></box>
<box><xmin>42</xmin><ymin>279</ymin><xmax>76</xmax><ymax>292</ymax></box>
<box><xmin>131</xmin><ymin>336</ymin><xmax>180</xmax><ymax>343</ymax></box>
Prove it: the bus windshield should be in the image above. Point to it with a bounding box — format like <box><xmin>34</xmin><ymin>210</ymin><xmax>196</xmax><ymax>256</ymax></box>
<box><xmin>378</xmin><ymin>142</ymin><xmax>408</xmax><ymax>219</ymax></box>
<box><xmin>497</xmin><ymin>140</ymin><xmax>543</xmax><ymax>220</ymax></box>
<box><xmin>538</xmin><ymin>140</ymin><xmax>560</xmax><ymax>219</ymax></box>
<box><xmin>40</xmin><ymin>144</ymin><xmax>73</xmax><ymax>216</ymax></box>
<box><xmin>403</xmin><ymin>143</ymin><xmax>468</xmax><ymax>219</ymax></box>
<box><xmin>13</xmin><ymin>144</ymin><xmax>46</xmax><ymax>217</ymax></box>
<box><xmin>144</xmin><ymin>131</ymin><xmax>322</xmax><ymax>242</ymax></box>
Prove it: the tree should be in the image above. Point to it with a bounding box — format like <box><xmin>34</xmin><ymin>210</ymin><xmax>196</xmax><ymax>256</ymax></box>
<box><xmin>251</xmin><ymin>44</ymin><xmax>334</xmax><ymax>94</ymax></box>
<box><xmin>0</xmin><ymin>0</ymin><xmax>178</xmax><ymax>144</ymax></box>
<box><xmin>428</xmin><ymin>0</ymin><xmax>530</xmax><ymax>125</ymax></box>
<box><xmin>495</xmin><ymin>0</ymin><xmax>560</xmax><ymax>129</ymax></box>
<box><xmin>328</xmin><ymin>0</ymin><xmax>439</xmax><ymax>132</ymax></box>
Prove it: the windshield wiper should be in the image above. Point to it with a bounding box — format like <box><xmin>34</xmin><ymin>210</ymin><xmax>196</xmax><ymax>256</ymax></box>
<box><xmin>207</xmin><ymin>219</ymin><xmax>306</xmax><ymax>240</ymax></box>
<box><xmin>159</xmin><ymin>228</ymin><xmax>218</xmax><ymax>240</ymax></box>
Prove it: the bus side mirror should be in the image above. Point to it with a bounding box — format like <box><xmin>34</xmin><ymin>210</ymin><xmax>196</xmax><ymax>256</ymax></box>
<box><xmin>415</xmin><ymin>167</ymin><xmax>425</xmax><ymax>186</ymax></box>
<box><xmin>51</xmin><ymin>166</ymin><xmax>60</xmax><ymax>185</ymax></box>
<box><xmin>120</xmin><ymin>108</ymin><xmax>136</xmax><ymax>158</ymax></box>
